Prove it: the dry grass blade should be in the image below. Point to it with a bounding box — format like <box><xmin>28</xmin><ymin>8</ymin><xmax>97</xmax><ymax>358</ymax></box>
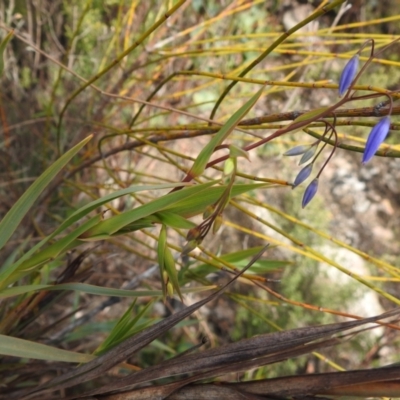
<box><xmin>17</xmin><ymin>246</ymin><xmax>269</xmax><ymax>400</ymax></box>
<box><xmin>129</xmin><ymin>370</ymin><xmax>400</xmax><ymax>400</ymax></box>
<box><xmin>225</xmin><ymin>366</ymin><xmax>400</xmax><ymax>398</ymax></box>
<box><xmin>149</xmin><ymin>366</ymin><xmax>400</xmax><ymax>399</ymax></box>
<box><xmin>75</xmin><ymin>308</ymin><xmax>400</xmax><ymax>399</ymax></box>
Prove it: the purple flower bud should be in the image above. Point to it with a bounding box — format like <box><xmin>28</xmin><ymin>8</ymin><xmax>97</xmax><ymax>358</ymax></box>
<box><xmin>293</xmin><ymin>164</ymin><xmax>313</xmax><ymax>188</ymax></box>
<box><xmin>302</xmin><ymin>178</ymin><xmax>319</xmax><ymax>208</ymax></box>
<box><xmin>362</xmin><ymin>116</ymin><xmax>391</xmax><ymax>164</ymax></box>
<box><xmin>284</xmin><ymin>145</ymin><xmax>310</xmax><ymax>156</ymax></box>
<box><xmin>299</xmin><ymin>146</ymin><xmax>317</xmax><ymax>165</ymax></box>
<box><xmin>339</xmin><ymin>55</ymin><xmax>359</xmax><ymax>96</ymax></box>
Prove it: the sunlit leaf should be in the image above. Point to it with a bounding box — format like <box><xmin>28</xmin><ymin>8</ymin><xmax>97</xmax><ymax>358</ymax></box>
<box><xmin>154</xmin><ymin>211</ymin><xmax>196</xmax><ymax>229</ymax></box>
<box><xmin>184</xmin><ymin>246</ymin><xmax>290</xmax><ymax>279</ymax></box>
<box><xmin>0</xmin><ymin>135</ymin><xmax>92</xmax><ymax>254</ymax></box>
<box><xmin>53</xmin><ymin>182</ymin><xmax>193</xmax><ymax>237</ymax></box>
<box><xmin>79</xmin><ymin>181</ymin><xmax>218</xmax><ymax>239</ymax></box>
<box><xmin>163</xmin><ymin>183</ymin><xmax>267</xmax><ymax>218</ymax></box>
<box><xmin>0</xmin><ymin>334</ymin><xmax>95</xmax><ymax>363</ymax></box>
<box><xmin>0</xmin><ymin>282</ymin><xmax>216</xmax><ymax>299</ymax></box>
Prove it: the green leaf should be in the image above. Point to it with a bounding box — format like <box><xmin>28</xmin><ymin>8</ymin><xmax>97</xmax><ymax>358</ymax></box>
<box><xmin>79</xmin><ymin>181</ymin><xmax>217</xmax><ymax>239</ymax></box>
<box><xmin>0</xmin><ymin>135</ymin><xmax>92</xmax><ymax>253</ymax></box>
<box><xmin>154</xmin><ymin>211</ymin><xmax>196</xmax><ymax>229</ymax></box>
<box><xmin>157</xmin><ymin>224</ymin><xmax>168</xmax><ymax>300</ymax></box>
<box><xmin>0</xmin><ymin>30</ymin><xmax>13</xmax><ymax>76</ymax></box>
<box><xmin>53</xmin><ymin>182</ymin><xmax>193</xmax><ymax>237</ymax></box>
<box><xmin>0</xmin><ymin>214</ymin><xmax>102</xmax><ymax>290</ymax></box>
<box><xmin>0</xmin><ymin>183</ymin><xmax>190</xmax><ymax>288</ymax></box>
<box><xmin>0</xmin><ymin>282</ymin><xmax>215</xmax><ymax>299</ymax></box>
<box><xmin>95</xmin><ymin>300</ymin><xmax>155</xmax><ymax>355</ymax></box>
<box><xmin>217</xmin><ymin>246</ymin><xmax>274</xmax><ymax>263</ymax></box>
<box><xmin>188</xmin><ymin>85</ymin><xmax>265</xmax><ymax>178</ymax></box>
<box><xmin>95</xmin><ymin>299</ymin><xmax>138</xmax><ymax>354</ymax></box>
<box><xmin>81</xmin><ymin>182</ymin><xmax>265</xmax><ymax>240</ymax></box>
<box><xmin>20</xmin><ymin>215</ymin><xmax>102</xmax><ymax>271</ymax></box>
<box><xmin>0</xmin><ymin>334</ymin><xmax>95</xmax><ymax>363</ymax></box>
<box><xmin>186</xmin><ymin>246</ymin><xmax>290</xmax><ymax>279</ymax></box>
<box><xmin>164</xmin><ymin>244</ymin><xmax>183</xmax><ymax>301</ymax></box>
<box><xmin>235</xmin><ymin>259</ymin><xmax>292</xmax><ymax>274</ymax></box>
<box><xmin>293</xmin><ymin>107</ymin><xmax>330</xmax><ymax>123</ymax></box>
<box><xmin>163</xmin><ymin>183</ymin><xmax>267</xmax><ymax>218</ymax></box>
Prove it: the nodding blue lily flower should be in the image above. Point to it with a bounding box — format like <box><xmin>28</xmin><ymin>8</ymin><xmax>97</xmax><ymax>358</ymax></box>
<box><xmin>339</xmin><ymin>55</ymin><xmax>359</xmax><ymax>96</ymax></box>
<box><xmin>293</xmin><ymin>164</ymin><xmax>313</xmax><ymax>188</ymax></box>
<box><xmin>299</xmin><ymin>146</ymin><xmax>317</xmax><ymax>165</ymax></box>
<box><xmin>362</xmin><ymin>116</ymin><xmax>391</xmax><ymax>164</ymax></box>
<box><xmin>302</xmin><ymin>178</ymin><xmax>319</xmax><ymax>208</ymax></box>
<box><xmin>284</xmin><ymin>145</ymin><xmax>310</xmax><ymax>157</ymax></box>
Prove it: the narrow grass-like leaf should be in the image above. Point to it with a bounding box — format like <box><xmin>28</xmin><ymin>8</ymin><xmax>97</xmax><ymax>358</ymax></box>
<box><xmin>187</xmin><ymin>247</ymin><xmax>290</xmax><ymax>279</ymax></box>
<box><xmin>188</xmin><ymin>85</ymin><xmax>265</xmax><ymax>179</ymax></box>
<box><xmin>163</xmin><ymin>183</ymin><xmax>267</xmax><ymax>218</ymax></box>
<box><xmin>79</xmin><ymin>181</ymin><xmax>218</xmax><ymax>239</ymax></box>
<box><xmin>0</xmin><ymin>187</ymin><xmax>195</xmax><ymax>287</ymax></box>
<box><xmin>235</xmin><ymin>259</ymin><xmax>292</xmax><ymax>274</ymax></box>
<box><xmin>0</xmin><ymin>334</ymin><xmax>95</xmax><ymax>363</ymax></box>
<box><xmin>164</xmin><ymin>243</ymin><xmax>183</xmax><ymax>301</ymax></box>
<box><xmin>81</xmin><ymin>183</ymin><xmax>266</xmax><ymax>240</ymax></box>
<box><xmin>53</xmin><ymin>183</ymin><xmax>192</xmax><ymax>237</ymax></box>
<box><xmin>157</xmin><ymin>224</ymin><xmax>168</xmax><ymax>300</ymax></box>
<box><xmin>0</xmin><ymin>135</ymin><xmax>92</xmax><ymax>253</ymax></box>
<box><xmin>154</xmin><ymin>211</ymin><xmax>196</xmax><ymax>229</ymax></box>
<box><xmin>217</xmin><ymin>246</ymin><xmax>273</xmax><ymax>263</ymax></box>
<box><xmin>0</xmin><ymin>282</ymin><xmax>215</xmax><ymax>299</ymax></box>
<box><xmin>0</xmin><ymin>214</ymin><xmax>102</xmax><ymax>290</ymax></box>
<box><xmin>102</xmin><ymin>299</ymin><xmax>138</xmax><ymax>350</ymax></box>
<box><xmin>0</xmin><ymin>184</ymin><xmax>190</xmax><ymax>284</ymax></box>
<box><xmin>95</xmin><ymin>299</ymin><xmax>155</xmax><ymax>355</ymax></box>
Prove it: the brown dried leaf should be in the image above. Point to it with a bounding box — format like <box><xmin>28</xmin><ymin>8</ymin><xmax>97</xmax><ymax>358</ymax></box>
<box><xmin>71</xmin><ymin>310</ymin><xmax>400</xmax><ymax>400</ymax></box>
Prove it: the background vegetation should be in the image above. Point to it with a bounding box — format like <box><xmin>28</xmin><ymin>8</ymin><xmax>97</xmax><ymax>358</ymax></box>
<box><xmin>1</xmin><ymin>0</ymin><xmax>400</xmax><ymax>398</ymax></box>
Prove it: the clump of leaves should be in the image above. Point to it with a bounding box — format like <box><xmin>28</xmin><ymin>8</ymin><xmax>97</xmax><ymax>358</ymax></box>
<box><xmin>1</xmin><ymin>1</ymin><xmax>400</xmax><ymax>398</ymax></box>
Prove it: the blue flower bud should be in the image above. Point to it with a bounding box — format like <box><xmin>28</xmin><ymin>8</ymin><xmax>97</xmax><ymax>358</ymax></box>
<box><xmin>293</xmin><ymin>164</ymin><xmax>313</xmax><ymax>188</ymax></box>
<box><xmin>284</xmin><ymin>145</ymin><xmax>310</xmax><ymax>156</ymax></box>
<box><xmin>302</xmin><ymin>178</ymin><xmax>319</xmax><ymax>208</ymax></box>
<box><xmin>299</xmin><ymin>146</ymin><xmax>317</xmax><ymax>165</ymax></box>
<box><xmin>362</xmin><ymin>116</ymin><xmax>391</xmax><ymax>164</ymax></box>
<box><xmin>339</xmin><ymin>55</ymin><xmax>359</xmax><ymax>96</ymax></box>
